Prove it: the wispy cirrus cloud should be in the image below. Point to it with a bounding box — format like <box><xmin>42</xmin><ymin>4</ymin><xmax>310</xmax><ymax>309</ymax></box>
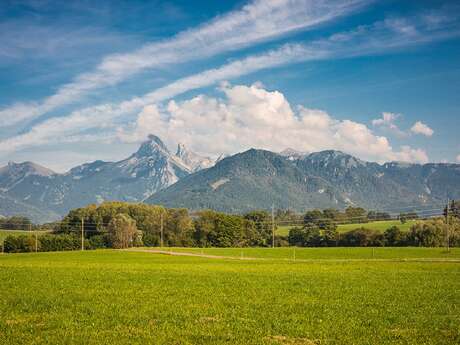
<box><xmin>1</xmin><ymin>9</ymin><xmax>459</xmax><ymax>155</ymax></box>
<box><xmin>0</xmin><ymin>0</ymin><xmax>370</xmax><ymax>126</ymax></box>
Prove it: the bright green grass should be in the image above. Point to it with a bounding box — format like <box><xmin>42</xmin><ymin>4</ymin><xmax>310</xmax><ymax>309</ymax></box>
<box><xmin>276</xmin><ymin>220</ymin><xmax>415</xmax><ymax>236</ymax></box>
<box><xmin>0</xmin><ymin>229</ymin><xmax>50</xmax><ymax>243</ymax></box>
<box><xmin>337</xmin><ymin>220</ymin><xmax>415</xmax><ymax>233</ymax></box>
<box><xmin>168</xmin><ymin>246</ymin><xmax>460</xmax><ymax>260</ymax></box>
<box><xmin>0</xmin><ymin>249</ymin><xmax>459</xmax><ymax>344</ymax></box>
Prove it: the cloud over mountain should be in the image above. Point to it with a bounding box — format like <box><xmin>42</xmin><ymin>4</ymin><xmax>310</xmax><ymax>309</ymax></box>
<box><xmin>118</xmin><ymin>83</ymin><xmax>429</xmax><ymax>164</ymax></box>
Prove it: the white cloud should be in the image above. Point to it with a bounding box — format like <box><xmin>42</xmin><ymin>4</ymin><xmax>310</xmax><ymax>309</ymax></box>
<box><xmin>371</xmin><ymin>112</ymin><xmax>406</xmax><ymax>136</ymax></box>
<box><xmin>118</xmin><ymin>83</ymin><xmax>429</xmax><ymax>164</ymax></box>
<box><xmin>0</xmin><ymin>0</ymin><xmax>368</xmax><ymax>126</ymax></box>
<box><xmin>1</xmin><ymin>10</ymin><xmax>457</xmax><ymax>155</ymax></box>
<box><xmin>456</xmin><ymin>154</ymin><xmax>460</xmax><ymax>163</ymax></box>
<box><xmin>372</xmin><ymin>112</ymin><xmax>398</xmax><ymax>126</ymax></box>
<box><xmin>410</xmin><ymin>121</ymin><xmax>434</xmax><ymax>137</ymax></box>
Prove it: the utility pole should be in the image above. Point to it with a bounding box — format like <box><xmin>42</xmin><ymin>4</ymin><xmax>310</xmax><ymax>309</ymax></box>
<box><xmin>160</xmin><ymin>212</ymin><xmax>164</xmax><ymax>248</ymax></box>
<box><xmin>271</xmin><ymin>203</ymin><xmax>275</xmax><ymax>248</ymax></box>
<box><xmin>35</xmin><ymin>231</ymin><xmax>38</xmax><ymax>253</ymax></box>
<box><xmin>81</xmin><ymin>218</ymin><xmax>84</xmax><ymax>251</ymax></box>
<box><xmin>445</xmin><ymin>198</ymin><xmax>450</xmax><ymax>253</ymax></box>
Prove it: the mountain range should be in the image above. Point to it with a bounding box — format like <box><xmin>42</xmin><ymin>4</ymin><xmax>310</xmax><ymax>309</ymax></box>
<box><xmin>1</xmin><ymin>134</ymin><xmax>459</xmax><ymax>222</ymax></box>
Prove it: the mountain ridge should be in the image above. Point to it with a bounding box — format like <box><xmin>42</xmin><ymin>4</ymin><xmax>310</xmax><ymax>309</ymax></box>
<box><xmin>1</xmin><ymin>134</ymin><xmax>459</xmax><ymax>222</ymax></box>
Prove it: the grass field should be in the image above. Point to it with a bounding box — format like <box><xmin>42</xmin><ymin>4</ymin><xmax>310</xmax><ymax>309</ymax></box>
<box><xmin>276</xmin><ymin>220</ymin><xmax>416</xmax><ymax>236</ymax></box>
<box><xmin>1</xmin><ymin>248</ymin><xmax>459</xmax><ymax>344</ymax></box>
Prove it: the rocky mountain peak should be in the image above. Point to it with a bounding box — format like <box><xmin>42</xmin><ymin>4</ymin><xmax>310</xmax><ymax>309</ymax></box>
<box><xmin>134</xmin><ymin>134</ymin><xmax>170</xmax><ymax>158</ymax></box>
<box><xmin>175</xmin><ymin>142</ymin><xmax>214</xmax><ymax>172</ymax></box>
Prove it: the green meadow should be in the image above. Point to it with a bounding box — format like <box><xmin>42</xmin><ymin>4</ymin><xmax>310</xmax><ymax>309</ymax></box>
<box><xmin>276</xmin><ymin>220</ymin><xmax>416</xmax><ymax>236</ymax></box>
<box><xmin>1</xmin><ymin>248</ymin><xmax>459</xmax><ymax>344</ymax></box>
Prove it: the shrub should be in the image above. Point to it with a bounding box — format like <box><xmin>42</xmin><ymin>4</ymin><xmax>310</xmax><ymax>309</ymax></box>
<box><xmin>339</xmin><ymin>228</ymin><xmax>384</xmax><ymax>247</ymax></box>
<box><xmin>407</xmin><ymin>220</ymin><xmax>445</xmax><ymax>247</ymax></box>
<box><xmin>4</xmin><ymin>235</ymin><xmax>36</xmax><ymax>253</ymax></box>
<box><xmin>384</xmin><ymin>226</ymin><xmax>407</xmax><ymax>246</ymax></box>
<box><xmin>39</xmin><ymin>234</ymin><xmax>80</xmax><ymax>252</ymax></box>
<box><xmin>88</xmin><ymin>234</ymin><xmax>109</xmax><ymax>249</ymax></box>
<box><xmin>142</xmin><ymin>232</ymin><xmax>160</xmax><ymax>247</ymax></box>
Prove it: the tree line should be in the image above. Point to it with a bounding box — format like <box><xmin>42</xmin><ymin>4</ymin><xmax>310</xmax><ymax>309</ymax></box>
<box><xmin>2</xmin><ymin>201</ymin><xmax>460</xmax><ymax>253</ymax></box>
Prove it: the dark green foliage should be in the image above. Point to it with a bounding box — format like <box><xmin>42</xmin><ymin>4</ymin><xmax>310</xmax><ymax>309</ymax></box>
<box><xmin>384</xmin><ymin>226</ymin><xmax>407</xmax><ymax>246</ymax></box>
<box><xmin>3</xmin><ymin>235</ymin><xmax>35</xmax><ymax>252</ymax></box>
<box><xmin>398</xmin><ymin>212</ymin><xmax>418</xmax><ymax>224</ymax></box>
<box><xmin>339</xmin><ymin>228</ymin><xmax>385</xmax><ymax>247</ymax></box>
<box><xmin>445</xmin><ymin>200</ymin><xmax>460</xmax><ymax>219</ymax></box>
<box><xmin>243</xmin><ymin>210</ymin><xmax>271</xmax><ymax>246</ymax></box>
<box><xmin>39</xmin><ymin>234</ymin><xmax>80</xmax><ymax>252</ymax></box>
<box><xmin>5</xmin><ymin>202</ymin><xmax>460</xmax><ymax>252</ymax></box>
<box><xmin>345</xmin><ymin>207</ymin><xmax>368</xmax><ymax>223</ymax></box>
<box><xmin>193</xmin><ymin>210</ymin><xmax>263</xmax><ymax>247</ymax></box>
<box><xmin>368</xmin><ymin>211</ymin><xmax>392</xmax><ymax>221</ymax></box>
<box><xmin>288</xmin><ymin>226</ymin><xmax>337</xmax><ymax>247</ymax></box>
<box><xmin>288</xmin><ymin>227</ymin><xmax>307</xmax><ymax>246</ymax></box>
<box><xmin>142</xmin><ymin>232</ymin><xmax>160</xmax><ymax>247</ymax></box>
<box><xmin>87</xmin><ymin>234</ymin><xmax>109</xmax><ymax>249</ymax></box>
<box><xmin>407</xmin><ymin>219</ymin><xmax>446</xmax><ymax>247</ymax></box>
<box><xmin>274</xmin><ymin>235</ymin><xmax>289</xmax><ymax>247</ymax></box>
<box><xmin>107</xmin><ymin>214</ymin><xmax>138</xmax><ymax>249</ymax></box>
<box><xmin>0</xmin><ymin>215</ymin><xmax>32</xmax><ymax>230</ymax></box>
<box><xmin>162</xmin><ymin>208</ymin><xmax>194</xmax><ymax>247</ymax></box>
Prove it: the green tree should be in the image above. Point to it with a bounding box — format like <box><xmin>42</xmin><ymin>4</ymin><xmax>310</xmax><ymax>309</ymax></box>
<box><xmin>244</xmin><ymin>210</ymin><xmax>271</xmax><ymax>246</ymax></box>
<box><xmin>107</xmin><ymin>214</ymin><xmax>138</xmax><ymax>249</ymax></box>
<box><xmin>303</xmin><ymin>209</ymin><xmax>323</xmax><ymax>227</ymax></box>
<box><xmin>345</xmin><ymin>207</ymin><xmax>367</xmax><ymax>223</ymax></box>
<box><xmin>407</xmin><ymin>219</ymin><xmax>446</xmax><ymax>247</ymax></box>
<box><xmin>384</xmin><ymin>226</ymin><xmax>406</xmax><ymax>246</ymax></box>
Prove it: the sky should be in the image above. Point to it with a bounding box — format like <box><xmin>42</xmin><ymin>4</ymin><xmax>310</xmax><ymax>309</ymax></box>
<box><xmin>0</xmin><ymin>0</ymin><xmax>459</xmax><ymax>172</ymax></box>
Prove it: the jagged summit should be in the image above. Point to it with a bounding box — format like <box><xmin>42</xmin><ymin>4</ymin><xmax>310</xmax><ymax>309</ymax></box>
<box><xmin>175</xmin><ymin>142</ymin><xmax>214</xmax><ymax>172</ymax></box>
<box><xmin>134</xmin><ymin>134</ymin><xmax>170</xmax><ymax>158</ymax></box>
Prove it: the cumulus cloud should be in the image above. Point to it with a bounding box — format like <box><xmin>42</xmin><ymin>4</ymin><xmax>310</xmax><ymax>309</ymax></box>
<box><xmin>118</xmin><ymin>83</ymin><xmax>429</xmax><ymax>164</ymax></box>
<box><xmin>456</xmin><ymin>154</ymin><xmax>460</xmax><ymax>163</ymax></box>
<box><xmin>371</xmin><ymin>112</ymin><xmax>406</xmax><ymax>136</ymax></box>
<box><xmin>0</xmin><ymin>0</ymin><xmax>369</xmax><ymax>126</ymax></box>
<box><xmin>410</xmin><ymin>121</ymin><xmax>434</xmax><ymax>137</ymax></box>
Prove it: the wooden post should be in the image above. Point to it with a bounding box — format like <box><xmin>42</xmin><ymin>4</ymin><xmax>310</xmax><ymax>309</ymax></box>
<box><xmin>446</xmin><ymin>199</ymin><xmax>450</xmax><ymax>253</ymax></box>
<box><xmin>271</xmin><ymin>204</ymin><xmax>275</xmax><ymax>248</ymax></box>
<box><xmin>160</xmin><ymin>212</ymin><xmax>164</xmax><ymax>248</ymax></box>
<box><xmin>81</xmin><ymin>218</ymin><xmax>84</xmax><ymax>251</ymax></box>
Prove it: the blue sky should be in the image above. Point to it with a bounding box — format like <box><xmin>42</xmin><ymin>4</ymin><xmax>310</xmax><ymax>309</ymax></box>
<box><xmin>0</xmin><ymin>0</ymin><xmax>459</xmax><ymax>171</ymax></box>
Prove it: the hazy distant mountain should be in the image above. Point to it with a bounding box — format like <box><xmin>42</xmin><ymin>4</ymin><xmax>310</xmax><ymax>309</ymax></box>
<box><xmin>147</xmin><ymin>148</ymin><xmax>460</xmax><ymax>213</ymax></box>
<box><xmin>0</xmin><ymin>135</ymin><xmax>209</xmax><ymax>222</ymax></box>
<box><xmin>279</xmin><ymin>148</ymin><xmax>308</xmax><ymax>161</ymax></box>
<box><xmin>2</xmin><ymin>134</ymin><xmax>460</xmax><ymax>222</ymax></box>
<box><xmin>175</xmin><ymin>143</ymin><xmax>214</xmax><ymax>172</ymax></box>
